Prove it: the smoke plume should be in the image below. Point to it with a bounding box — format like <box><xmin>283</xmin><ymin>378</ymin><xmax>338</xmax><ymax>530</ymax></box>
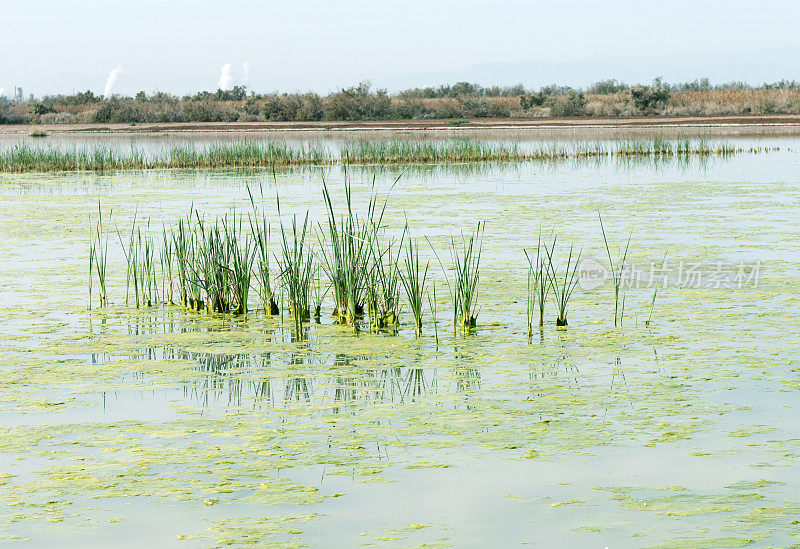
<box><xmin>217</xmin><ymin>63</ymin><xmax>233</xmax><ymax>90</ymax></box>
<box><xmin>103</xmin><ymin>63</ymin><xmax>124</xmax><ymax>97</ymax></box>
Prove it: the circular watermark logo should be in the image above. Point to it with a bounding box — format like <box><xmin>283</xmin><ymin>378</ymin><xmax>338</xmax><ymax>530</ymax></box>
<box><xmin>578</xmin><ymin>257</ymin><xmax>608</xmax><ymax>290</ymax></box>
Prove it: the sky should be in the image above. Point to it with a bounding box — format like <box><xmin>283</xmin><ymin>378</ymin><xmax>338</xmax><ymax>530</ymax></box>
<box><xmin>2</xmin><ymin>0</ymin><xmax>800</xmax><ymax>97</ymax></box>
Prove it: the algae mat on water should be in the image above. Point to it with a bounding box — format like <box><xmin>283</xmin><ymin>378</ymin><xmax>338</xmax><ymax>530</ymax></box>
<box><xmin>1</xmin><ymin>142</ymin><xmax>800</xmax><ymax>546</ymax></box>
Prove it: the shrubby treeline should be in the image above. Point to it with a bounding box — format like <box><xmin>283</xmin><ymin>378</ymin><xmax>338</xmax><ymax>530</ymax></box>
<box><xmin>3</xmin><ymin>78</ymin><xmax>800</xmax><ymax>125</ymax></box>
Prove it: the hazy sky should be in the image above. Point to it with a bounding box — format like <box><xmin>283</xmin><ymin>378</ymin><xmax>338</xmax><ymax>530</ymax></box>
<box><xmin>2</xmin><ymin>0</ymin><xmax>800</xmax><ymax>96</ymax></box>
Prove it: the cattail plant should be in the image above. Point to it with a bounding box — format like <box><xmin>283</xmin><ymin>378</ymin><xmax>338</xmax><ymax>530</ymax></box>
<box><xmin>451</xmin><ymin>222</ymin><xmax>484</xmax><ymax>333</ymax></box>
<box><xmin>161</xmin><ymin>226</ymin><xmax>174</xmax><ymax>305</ymax></box>
<box><xmin>543</xmin><ymin>237</ymin><xmax>582</xmax><ymax>327</ymax></box>
<box><xmin>524</xmin><ymin>232</ymin><xmax>549</xmax><ymax>336</ymax></box>
<box><xmin>88</xmin><ymin>202</ymin><xmax>109</xmax><ymax>308</ymax></box>
<box><xmin>248</xmin><ymin>187</ymin><xmax>279</xmax><ymax>316</ymax></box>
<box><xmin>173</xmin><ymin>211</ymin><xmax>192</xmax><ymax>308</ymax></box>
<box><xmin>318</xmin><ymin>174</ymin><xmax>386</xmax><ymax>328</ymax></box>
<box><xmin>117</xmin><ymin>214</ymin><xmax>140</xmax><ymax>307</ymax></box>
<box><xmin>399</xmin><ymin>233</ymin><xmax>428</xmax><ymax>337</ymax></box>
<box><xmin>138</xmin><ymin>227</ymin><xmax>158</xmax><ymax>307</ymax></box>
<box><xmin>598</xmin><ymin>213</ymin><xmax>631</xmax><ymax>327</ymax></box>
<box><xmin>277</xmin><ymin>197</ymin><xmax>314</xmax><ymax>336</ymax></box>
<box><xmin>365</xmin><ymin>228</ymin><xmax>404</xmax><ymax>332</ymax></box>
<box><xmin>228</xmin><ymin>219</ymin><xmax>255</xmax><ymax>317</ymax></box>
<box><xmin>428</xmin><ymin>281</ymin><xmax>439</xmax><ymax>348</ymax></box>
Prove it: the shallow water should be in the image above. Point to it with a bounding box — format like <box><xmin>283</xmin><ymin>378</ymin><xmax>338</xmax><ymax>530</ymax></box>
<box><xmin>1</xmin><ymin>138</ymin><xmax>800</xmax><ymax>547</ymax></box>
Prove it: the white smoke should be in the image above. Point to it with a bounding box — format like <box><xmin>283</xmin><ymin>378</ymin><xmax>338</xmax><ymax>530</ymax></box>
<box><xmin>0</xmin><ymin>88</ymin><xmax>4</xmax><ymax>98</ymax></box>
<box><xmin>103</xmin><ymin>63</ymin><xmax>124</xmax><ymax>97</ymax></box>
<box><xmin>242</xmin><ymin>62</ymin><xmax>250</xmax><ymax>84</ymax></box>
<box><xmin>217</xmin><ymin>63</ymin><xmax>233</xmax><ymax>90</ymax></box>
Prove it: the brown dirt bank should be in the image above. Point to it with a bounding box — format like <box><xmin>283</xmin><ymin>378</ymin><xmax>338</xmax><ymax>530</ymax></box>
<box><xmin>4</xmin><ymin>114</ymin><xmax>800</xmax><ymax>140</ymax></box>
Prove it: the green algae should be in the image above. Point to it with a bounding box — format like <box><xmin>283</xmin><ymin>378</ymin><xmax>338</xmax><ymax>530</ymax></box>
<box><xmin>1</xmin><ymin>149</ymin><xmax>800</xmax><ymax>545</ymax></box>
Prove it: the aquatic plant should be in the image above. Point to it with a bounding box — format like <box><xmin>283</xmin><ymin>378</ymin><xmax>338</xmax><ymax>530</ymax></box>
<box><xmin>398</xmin><ymin>234</ymin><xmax>428</xmax><ymax>337</ymax></box>
<box><xmin>88</xmin><ymin>202</ymin><xmax>109</xmax><ymax>308</ymax></box>
<box><xmin>228</xmin><ymin>219</ymin><xmax>256</xmax><ymax>316</ymax></box>
<box><xmin>160</xmin><ymin>226</ymin><xmax>174</xmax><ymax>305</ymax></box>
<box><xmin>543</xmin><ymin>237</ymin><xmax>582</xmax><ymax>327</ymax></box>
<box><xmin>248</xmin><ymin>190</ymin><xmax>279</xmax><ymax>316</ymax></box>
<box><xmin>430</xmin><ymin>223</ymin><xmax>485</xmax><ymax>334</ymax></box>
<box><xmin>318</xmin><ymin>174</ymin><xmax>387</xmax><ymax>328</ymax></box>
<box><xmin>524</xmin><ymin>231</ymin><xmax>549</xmax><ymax>335</ymax></box>
<box><xmin>365</xmin><ymin>227</ymin><xmax>404</xmax><ymax>332</ymax></box>
<box><xmin>429</xmin><ymin>281</ymin><xmax>439</xmax><ymax>348</ymax></box>
<box><xmin>646</xmin><ymin>253</ymin><xmax>667</xmax><ymax>327</ymax></box>
<box><xmin>116</xmin><ymin>214</ymin><xmax>139</xmax><ymax>307</ymax></box>
<box><xmin>0</xmin><ymin>138</ymin><xmax>764</xmax><ymax>173</ymax></box>
<box><xmin>277</xmin><ymin>197</ymin><xmax>314</xmax><ymax>336</ymax></box>
<box><xmin>598</xmin><ymin>213</ymin><xmax>631</xmax><ymax>327</ymax></box>
<box><xmin>137</xmin><ymin>226</ymin><xmax>158</xmax><ymax>307</ymax></box>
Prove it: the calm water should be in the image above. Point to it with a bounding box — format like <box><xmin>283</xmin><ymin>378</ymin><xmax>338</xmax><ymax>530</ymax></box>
<box><xmin>1</xmin><ymin>137</ymin><xmax>799</xmax><ymax>547</ymax></box>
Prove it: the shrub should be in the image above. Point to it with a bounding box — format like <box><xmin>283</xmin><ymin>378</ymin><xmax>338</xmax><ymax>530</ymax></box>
<box><xmin>323</xmin><ymin>81</ymin><xmax>392</xmax><ymax>121</ymax></box>
<box><xmin>545</xmin><ymin>91</ymin><xmax>587</xmax><ymax>117</ymax></box>
<box><xmin>30</xmin><ymin>102</ymin><xmax>56</xmax><ymax>116</ymax></box>
<box><xmin>629</xmin><ymin>84</ymin><xmax>671</xmax><ymax>113</ymax></box>
<box><xmin>587</xmin><ymin>79</ymin><xmax>628</xmax><ymax>94</ymax></box>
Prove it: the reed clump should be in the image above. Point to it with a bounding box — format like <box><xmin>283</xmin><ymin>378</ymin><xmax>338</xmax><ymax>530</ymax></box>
<box><xmin>542</xmin><ymin>236</ymin><xmax>582</xmax><ymax>327</ymax></box>
<box><xmin>87</xmin><ymin>175</ymin><xmax>668</xmax><ymax>337</ymax></box>
<box><xmin>524</xmin><ymin>232</ymin><xmax>549</xmax><ymax>335</ymax></box>
<box><xmin>398</xmin><ymin>234</ymin><xmax>428</xmax><ymax>338</ymax></box>
<box><xmin>1</xmin><ymin>138</ymin><xmax>764</xmax><ymax>173</ymax></box>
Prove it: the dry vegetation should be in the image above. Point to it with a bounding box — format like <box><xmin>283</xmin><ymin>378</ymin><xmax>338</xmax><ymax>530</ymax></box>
<box><xmin>3</xmin><ymin>79</ymin><xmax>800</xmax><ymax>125</ymax></box>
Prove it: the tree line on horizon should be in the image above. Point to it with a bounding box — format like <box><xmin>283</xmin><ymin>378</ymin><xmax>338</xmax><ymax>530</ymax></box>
<box><xmin>3</xmin><ymin>78</ymin><xmax>800</xmax><ymax>125</ymax></box>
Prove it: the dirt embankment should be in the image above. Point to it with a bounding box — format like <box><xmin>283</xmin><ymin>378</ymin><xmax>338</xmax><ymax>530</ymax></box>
<box><xmin>3</xmin><ymin>114</ymin><xmax>800</xmax><ymax>139</ymax></box>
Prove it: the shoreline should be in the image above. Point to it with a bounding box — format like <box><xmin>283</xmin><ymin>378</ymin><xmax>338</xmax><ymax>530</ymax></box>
<box><xmin>2</xmin><ymin>114</ymin><xmax>800</xmax><ymax>140</ymax></box>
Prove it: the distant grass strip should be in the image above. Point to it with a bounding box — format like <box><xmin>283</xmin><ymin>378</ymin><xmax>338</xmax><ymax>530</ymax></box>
<box><xmin>0</xmin><ymin>138</ymin><xmax>761</xmax><ymax>173</ymax></box>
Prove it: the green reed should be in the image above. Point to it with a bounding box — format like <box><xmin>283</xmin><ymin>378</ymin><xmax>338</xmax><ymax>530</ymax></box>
<box><xmin>88</xmin><ymin>202</ymin><xmax>109</xmax><ymax>309</ymax></box>
<box><xmin>524</xmin><ymin>231</ymin><xmax>549</xmax><ymax>335</ymax></box>
<box><xmin>543</xmin><ymin>237</ymin><xmax>582</xmax><ymax>327</ymax></box>
<box><xmin>599</xmin><ymin>213</ymin><xmax>631</xmax><ymax>327</ymax></box>
<box><xmin>0</xmin><ymin>139</ymin><xmax>763</xmax><ymax>173</ymax></box>
<box><xmin>319</xmin><ymin>173</ymin><xmax>386</xmax><ymax>328</ymax></box>
<box><xmin>451</xmin><ymin>222</ymin><xmax>484</xmax><ymax>333</ymax></box>
<box><xmin>399</xmin><ymin>233</ymin><xmax>428</xmax><ymax>338</ymax></box>
<box><xmin>277</xmin><ymin>197</ymin><xmax>314</xmax><ymax>336</ymax></box>
<box><xmin>248</xmin><ymin>188</ymin><xmax>279</xmax><ymax>316</ymax></box>
<box><xmin>160</xmin><ymin>226</ymin><xmax>174</xmax><ymax>305</ymax></box>
<box><xmin>430</xmin><ymin>223</ymin><xmax>484</xmax><ymax>335</ymax></box>
<box><xmin>646</xmin><ymin>253</ymin><xmax>667</xmax><ymax>327</ymax></box>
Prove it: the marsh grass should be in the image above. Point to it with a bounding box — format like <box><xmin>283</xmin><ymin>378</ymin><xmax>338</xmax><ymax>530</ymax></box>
<box><xmin>160</xmin><ymin>227</ymin><xmax>174</xmax><ymax>305</ymax></box>
<box><xmin>399</xmin><ymin>234</ymin><xmax>428</xmax><ymax>337</ymax></box>
<box><xmin>84</xmin><ymin>172</ymin><xmax>665</xmax><ymax>335</ymax></box>
<box><xmin>646</xmin><ymin>253</ymin><xmax>667</xmax><ymax>327</ymax></box>
<box><xmin>524</xmin><ymin>231</ymin><xmax>549</xmax><ymax>335</ymax></box>
<box><xmin>543</xmin><ymin>237</ymin><xmax>582</xmax><ymax>327</ymax></box>
<box><xmin>277</xmin><ymin>197</ymin><xmax>314</xmax><ymax>336</ymax></box>
<box><xmin>248</xmin><ymin>186</ymin><xmax>279</xmax><ymax>316</ymax></box>
<box><xmin>88</xmin><ymin>203</ymin><xmax>109</xmax><ymax>309</ymax></box>
<box><xmin>116</xmin><ymin>214</ymin><xmax>140</xmax><ymax>307</ymax></box>
<box><xmin>429</xmin><ymin>282</ymin><xmax>439</xmax><ymax>348</ymax></box>
<box><xmin>318</xmin><ymin>173</ymin><xmax>388</xmax><ymax>329</ymax></box>
<box><xmin>0</xmin><ymin>138</ymin><xmax>761</xmax><ymax>173</ymax></box>
<box><xmin>430</xmin><ymin>223</ymin><xmax>485</xmax><ymax>334</ymax></box>
<box><xmin>599</xmin><ymin>213</ymin><xmax>631</xmax><ymax>327</ymax></box>
<box><xmin>228</xmin><ymin>219</ymin><xmax>256</xmax><ymax>317</ymax></box>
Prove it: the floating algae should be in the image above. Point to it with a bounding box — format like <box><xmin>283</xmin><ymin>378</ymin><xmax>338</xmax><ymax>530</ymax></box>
<box><xmin>1</xmin><ymin>139</ymin><xmax>800</xmax><ymax>545</ymax></box>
